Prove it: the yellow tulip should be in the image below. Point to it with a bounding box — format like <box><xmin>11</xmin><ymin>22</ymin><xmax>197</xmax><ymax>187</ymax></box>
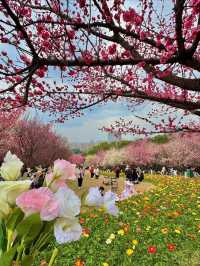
<box><xmin>132</xmin><ymin>239</ymin><xmax>138</xmax><ymax>245</ymax></box>
<box><xmin>126</xmin><ymin>248</ymin><xmax>134</xmax><ymax>256</ymax></box>
<box><xmin>117</xmin><ymin>229</ymin><xmax>124</xmax><ymax>236</ymax></box>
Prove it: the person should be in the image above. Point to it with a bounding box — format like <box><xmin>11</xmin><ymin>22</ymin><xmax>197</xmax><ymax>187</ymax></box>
<box><xmin>77</xmin><ymin>167</ymin><xmax>84</xmax><ymax>189</ymax></box>
<box><xmin>89</xmin><ymin>166</ymin><xmax>95</xmax><ymax>178</ymax></box>
<box><xmin>94</xmin><ymin>167</ymin><xmax>99</xmax><ymax>179</ymax></box>
<box><xmin>115</xmin><ymin>166</ymin><xmax>121</xmax><ymax>178</ymax></box>
<box><xmin>173</xmin><ymin>169</ymin><xmax>178</xmax><ymax>176</ymax></box>
<box><xmin>125</xmin><ymin>165</ymin><xmax>132</xmax><ymax>181</ymax></box>
<box><xmin>185</xmin><ymin>167</ymin><xmax>194</xmax><ymax>178</ymax></box>
<box><xmin>30</xmin><ymin>170</ymin><xmax>45</xmax><ymax>189</ymax></box>
<box><xmin>138</xmin><ymin>171</ymin><xmax>144</xmax><ymax>182</ymax></box>
<box><xmin>99</xmin><ymin>186</ymin><xmax>105</xmax><ymax>196</ymax></box>
<box><xmin>119</xmin><ymin>180</ymin><xmax>137</xmax><ymax>201</ymax></box>
<box><xmin>131</xmin><ymin>167</ymin><xmax>138</xmax><ymax>184</ymax></box>
<box><xmin>161</xmin><ymin>166</ymin><xmax>166</xmax><ymax>175</ymax></box>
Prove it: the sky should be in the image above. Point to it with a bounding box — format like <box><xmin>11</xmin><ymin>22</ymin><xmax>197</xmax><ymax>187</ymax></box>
<box><xmin>30</xmin><ymin>100</ymin><xmax>144</xmax><ymax>143</ymax></box>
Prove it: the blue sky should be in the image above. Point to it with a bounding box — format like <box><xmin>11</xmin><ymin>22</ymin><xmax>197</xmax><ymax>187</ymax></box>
<box><xmin>29</xmin><ymin>100</ymin><xmax>144</xmax><ymax>143</ymax></box>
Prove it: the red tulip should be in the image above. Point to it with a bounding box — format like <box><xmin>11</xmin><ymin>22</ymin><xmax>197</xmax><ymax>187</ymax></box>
<box><xmin>167</xmin><ymin>244</ymin><xmax>176</xmax><ymax>251</ymax></box>
<box><xmin>148</xmin><ymin>246</ymin><xmax>157</xmax><ymax>254</ymax></box>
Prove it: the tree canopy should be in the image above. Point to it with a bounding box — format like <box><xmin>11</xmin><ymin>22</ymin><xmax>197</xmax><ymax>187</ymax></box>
<box><xmin>0</xmin><ymin>0</ymin><xmax>199</xmax><ymax>134</ymax></box>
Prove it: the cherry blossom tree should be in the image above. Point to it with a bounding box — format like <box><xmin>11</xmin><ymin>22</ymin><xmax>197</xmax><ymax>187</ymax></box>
<box><xmin>158</xmin><ymin>133</ymin><xmax>200</xmax><ymax>168</ymax></box>
<box><xmin>101</xmin><ymin>148</ymin><xmax>126</xmax><ymax>167</ymax></box>
<box><xmin>85</xmin><ymin>151</ymin><xmax>106</xmax><ymax>166</ymax></box>
<box><xmin>68</xmin><ymin>153</ymin><xmax>85</xmax><ymax>165</ymax></box>
<box><xmin>123</xmin><ymin>139</ymin><xmax>160</xmax><ymax>166</ymax></box>
<box><xmin>0</xmin><ymin>0</ymin><xmax>199</xmax><ymax>134</ymax></box>
<box><xmin>0</xmin><ymin>109</ymin><xmax>23</xmax><ymax>160</ymax></box>
<box><xmin>10</xmin><ymin>119</ymin><xmax>71</xmax><ymax>168</ymax></box>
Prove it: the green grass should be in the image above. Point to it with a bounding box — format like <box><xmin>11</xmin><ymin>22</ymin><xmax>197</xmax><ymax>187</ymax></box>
<box><xmin>33</xmin><ymin>174</ymin><xmax>200</xmax><ymax>266</ymax></box>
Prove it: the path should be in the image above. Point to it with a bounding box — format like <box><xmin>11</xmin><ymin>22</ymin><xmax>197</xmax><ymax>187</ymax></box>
<box><xmin>68</xmin><ymin>172</ymin><xmax>155</xmax><ymax>197</ymax></box>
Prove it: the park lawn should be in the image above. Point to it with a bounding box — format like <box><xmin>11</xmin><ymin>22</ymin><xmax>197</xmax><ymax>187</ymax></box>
<box><xmin>33</xmin><ymin>175</ymin><xmax>200</xmax><ymax>266</ymax></box>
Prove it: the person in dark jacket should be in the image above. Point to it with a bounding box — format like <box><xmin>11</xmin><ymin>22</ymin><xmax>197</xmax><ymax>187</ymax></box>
<box><xmin>138</xmin><ymin>171</ymin><xmax>144</xmax><ymax>182</ymax></box>
<box><xmin>125</xmin><ymin>165</ymin><xmax>132</xmax><ymax>181</ymax></box>
<box><xmin>115</xmin><ymin>166</ymin><xmax>121</xmax><ymax>178</ymax></box>
<box><xmin>131</xmin><ymin>167</ymin><xmax>138</xmax><ymax>184</ymax></box>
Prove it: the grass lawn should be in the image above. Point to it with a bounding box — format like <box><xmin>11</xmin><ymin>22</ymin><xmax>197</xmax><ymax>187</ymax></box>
<box><xmin>33</xmin><ymin>174</ymin><xmax>200</xmax><ymax>266</ymax></box>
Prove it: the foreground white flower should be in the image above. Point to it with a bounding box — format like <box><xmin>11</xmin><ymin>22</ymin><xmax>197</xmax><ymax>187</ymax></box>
<box><xmin>53</xmin><ymin>186</ymin><xmax>82</xmax><ymax>243</ymax></box>
<box><xmin>54</xmin><ymin>217</ymin><xmax>82</xmax><ymax>244</ymax></box>
<box><xmin>54</xmin><ymin>186</ymin><xmax>81</xmax><ymax>218</ymax></box>
<box><xmin>0</xmin><ymin>180</ymin><xmax>31</xmax><ymax>206</ymax></box>
<box><xmin>0</xmin><ymin>151</ymin><xmax>24</xmax><ymax>180</ymax></box>
<box><xmin>85</xmin><ymin>187</ymin><xmax>119</xmax><ymax>216</ymax></box>
<box><xmin>0</xmin><ymin>180</ymin><xmax>31</xmax><ymax>219</ymax></box>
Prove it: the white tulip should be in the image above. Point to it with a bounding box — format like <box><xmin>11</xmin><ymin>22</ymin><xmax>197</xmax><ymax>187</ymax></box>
<box><xmin>54</xmin><ymin>187</ymin><xmax>81</xmax><ymax>218</ymax></box>
<box><xmin>0</xmin><ymin>151</ymin><xmax>23</xmax><ymax>181</ymax></box>
<box><xmin>54</xmin><ymin>217</ymin><xmax>82</xmax><ymax>244</ymax></box>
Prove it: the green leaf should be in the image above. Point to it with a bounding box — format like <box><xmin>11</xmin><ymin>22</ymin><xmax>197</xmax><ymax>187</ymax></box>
<box><xmin>21</xmin><ymin>255</ymin><xmax>33</xmax><ymax>266</ymax></box>
<box><xmin>0</xmin><ymin>220</ymin><xmax>6</xmax><ymax>252</ymax></box>
<box><xmin>0</xmin><ymin>246</ymin><xmax>17</xmax><ymax>266</ymax></box>
<box><xmin>16</xmin><ymin>213</ymin><xmax>43</xmax><ymax>243</ymax></box>
<box><xmin>6</xmin><ymin>208</ymin><xmax>24</xmax><ymax>231</ymax></box>
<box><xmin>33</xmin><ymin>221</ymin><xmax>54</xmax><ymax>251</ymax></box>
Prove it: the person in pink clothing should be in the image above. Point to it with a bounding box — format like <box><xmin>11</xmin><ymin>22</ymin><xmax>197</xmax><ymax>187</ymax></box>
<box><xmin>118</xmin><ymin>180</ymin><xmax>137</xmax><ymax>201</ymax></box>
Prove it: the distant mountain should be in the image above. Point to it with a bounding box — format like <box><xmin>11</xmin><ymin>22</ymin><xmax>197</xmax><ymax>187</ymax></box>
<box><xmin>69</xmin><ymin>141</ymin><xmax>100</xmax><ymax>152</ymax></box>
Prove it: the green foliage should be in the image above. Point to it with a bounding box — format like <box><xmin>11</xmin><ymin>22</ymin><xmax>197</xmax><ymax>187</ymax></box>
<box><xmin>72</xmin><ymin>148</ymin><xmax>81</xmax><ymax>154</ymax></box>
<box><xmin>0</xmin><ymin>246</ymin><xmax>17</xmax><ymax>266</ymax></box>
<box><xmin>6</xmin><ymin>208</ymin><xmax>24</xmax><ymax>231</ymax></box>
<box><xmin>0</xmin><ymin>220</ymin><xmax>6</xmax><ymax>253</ymax></box>
<box><xmin>16</xmin><ymin>213</ymin><xmax>43</xmax><ymax>243</ymax></box>
<box><xmin>150</xmin><ymin>134</ymin><xmax>169</xmax><ymax>144</ymax></box>
<box><xmin>84</xmin><ymin>140</ymin><xmax>131</xmax><ymax>155</ymax></box>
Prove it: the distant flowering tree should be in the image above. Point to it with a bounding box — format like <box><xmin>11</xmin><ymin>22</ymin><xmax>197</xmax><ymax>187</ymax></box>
<box><xmin>10</xmin><ymin>119</ymin><xmax>71</xmax><ymax>168</ymax></box>
<box><xmin>159</xmin><ymin>133</ymin><xmax>200</xmax><ymax>168</ymax></box>
<box><xmin>85</xmin><ymin>151</ymin><xmax>106</xmax><ymax>167</ymax></box>
<box><xmin>123</xmin><ymin>140</ymin><xmax>159</xmax><ymax>167</ymax></box>
<box><xmin>68</xmin><ymin>154</ymin><xmax>85</xmax><ymax>165</ymax></box>
<box><xmin>102</xmin><ymin>148</ymin><xmax>126</xmax><ymax>168</ymax></box>
<box><xmin>0</xmin><ymin>109</ymin><xmax>23</xmax><ymax>160</ymax></box>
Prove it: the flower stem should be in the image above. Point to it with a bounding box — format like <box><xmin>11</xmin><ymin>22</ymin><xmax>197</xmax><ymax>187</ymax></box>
<box><xmin>6</xmin><ymin>229</ymin><xmax>13</xmax><ymax>251</ymax></box>
<box><xmin>48</xmin><ymin>247</ymin><xmax>58</xmax><ymax>266</ymax></box>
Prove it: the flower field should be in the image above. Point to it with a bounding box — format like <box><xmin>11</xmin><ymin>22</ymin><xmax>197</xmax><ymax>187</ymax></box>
<box><xmin>34</xmin><ymin>175</ymin><xmax>200</xmax><ymax>266</ymax></box>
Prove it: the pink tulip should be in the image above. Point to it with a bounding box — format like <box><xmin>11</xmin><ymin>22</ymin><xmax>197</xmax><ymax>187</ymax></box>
<box><xmin>16</xmin><ymin>187</ymin><xmax>59</xmax><ymax>221</ymax></box>
<box><xmin>53</xmin><ymin>159</ymin><xmax>76</xmax><ymax>180</ymax></box>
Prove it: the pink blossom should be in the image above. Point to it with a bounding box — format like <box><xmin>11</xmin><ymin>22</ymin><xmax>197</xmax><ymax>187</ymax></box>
<box><xmin>108</xmin><ymin>44</ymin><xmax>117</xmax><ymax>55</ymax></box>
<box><xmin>54</xmin><ymin>159</ymin><xmax>76</xmax><ymax>180</ymax></box>
<box><xmin>16</xmin><ymin>187</ymin><xmax>59</xmax><ymax>221</ymax></box>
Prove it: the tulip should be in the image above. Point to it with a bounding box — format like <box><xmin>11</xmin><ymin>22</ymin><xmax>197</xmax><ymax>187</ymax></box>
<box><xmin>0</xmin><ymin>151</ymin><xmax>23</xmax><ymax>180</ymax></box>
<box><xmin>53</xmin><ymin>187</ymin><xmax>82</xmax><ymax>243</ymax></box>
